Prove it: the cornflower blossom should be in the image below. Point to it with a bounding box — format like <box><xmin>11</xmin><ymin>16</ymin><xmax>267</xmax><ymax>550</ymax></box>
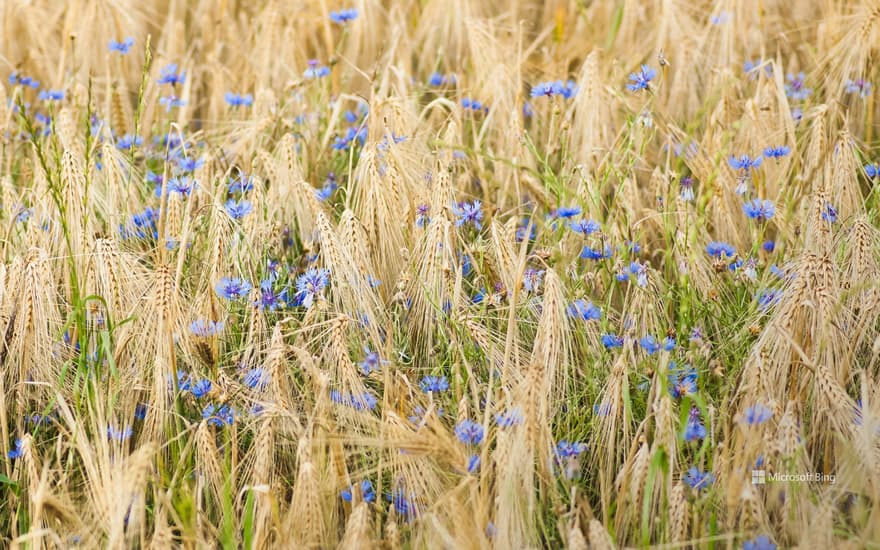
<box><xmin>294</xmin><ymin>268</ymin><xmax>329</xmax><ymax>309</ymax></box>
<box><xmin>242</xmin><ymin>368</ymin><xmax>269</xmax><ymax>390</ymax></box>
<box><xmin>341</xmin><ymin>480</ymin><xmax>375</xmax><ymax>503</ymax></box>
<box><xmin>568</xmin><ymin>218</ymin><xmax>600</xmax><ymax>235</ymax></box>
<box><xmin>683</xmin><ymin>407</ymin><xmax>707</xmax><ymax>441</ymax></box>
<box><xmin>566</xmin><ymin>299</ymin><xmax>601</xmax><ymax>321</ymax></box>
<box><xmin>706</xmin><ymin>241</ymin><xmax>736</xmax><ymax>259</ymax></box>
<box><xmin>845</xmin><ymin>78</ymin><xmax>871</xmax><ymax>98</ymax></box>
<box><xmin>785</xmin><ymin>72</ymin><xmax>811</xmax><ymax>100</ymax></box>
<box><xmin>37</xmin><ymin>89</ymin><xmax>64</xmax><ymax>101</ymax></box>
<box><xmin>7</xmin><ymin>439</ymin><xmax>24</xmax><ymax>459</ymax></box>
<box><xmin>304</xmin><ymin>60</ymin><xmax>330</xmax><ymax>79</ymax></box>
<box><xmin>682</xmin><ymin>466</ymin><xmax>714</xmax><ymax>490</ymax></box>
<box><xmin>419</xmin><ymin>375</ymin><xmax>449</xmax><ymax>393</ymax></box>
<box><xmin>190</xmin><ymin>379</ymin><xmax>212</xmax><ymax>398</ymax></box>
<box><xmin>358</xmin><ymin>348</ymin><xmax>388</xmax><ymax>375</ymax></box>
<box><xmin>640</xmin><ymin>335</ymin><xmax>661</xmax><ymax>355</ymax></box>
<box><xmin>224</xmin><ymin>92</ymin><xmax>253</xmax><ymax>107</ymax></box>
<box><xmin>522</xmin><ymin>268</ymin><xmax>544</xmax><ymax>292</ymax></box>
<box><xmin>669</xmin><ymin>366</ymin><xmax>698</xmax><ymax>398</ymax></box>
<box><xmin>116</xmin><ymin>134</ymin><xmax>142</xmax><ymax>150</ymax></box>
<box><xmin>530</xmin><ymin>80</ymin><xmax>577</xmax><ymax>98</ymax></box>
<box><xmin>495</xmin><ymin>408</ymin><xmax>524</xmax><ymax>428</ymax></box>
<box><xmin>109</xmin><ymin>37</ymin><xmax>134</xmax><ymax>54</ymax></box>
<box><xmin>728</xmin><ymin>154</ymin><xmax>763</xmax><ymax>173</ymax></box>
<box><xmin>330</xmin><ymin>8</ymin><xmax>358</xmax><ymax>24</ymax></box>
<box><xmin>453</xmin><ymin>200</ymin><xmax>483</xmax><ymax>229</ymax></box>
<box><xmin>215</xmin><ymin>277</ymin><xmax>252</xmax><ymax>300</ymax></box>
<box><xmin>415</xmin><ymin>204</ymin><xmax>430</xmax><ymax>227</ymax></box>
<box><xmin>159</xmin><ymin>95</ymin><xmax>186</xmax><ymax>112</ymax></box>
<box><xmin>865</xmin><ymin>163</ymin><xmax>879</xmax><ymax>179</ymax></box>
<box><xmin>601</xmin><ymin>333</ymin><xmax>624</xmax><ymax>349</ymax></box>
<box><xmin>763</xmin><ymin>146</ymin><xmax>790</xmax><ymax>159</ymax></box>
<box><xmin>821</xmin><ymin>203</ymin><xmax>837</xmax><ymax>224</ymax></box>
<box><xmin>167</xmin><ymin>176</ymin><xmax>196</xmax><ymax>196</ymax></box>
<box><xmin>157</xmin><ymin>64</ymin><xmax>185</xmax><ymax>86</ymax></box>
<box><xmin>679</xmin><ymin>176</ymin><xmax>695</xmax><ymax>201</ymax></box>
<box><xmin>224</xmin><ymin>199</ymin><xmax>253</xmax><ymax>220</ymax></box>
<box><xmin>454</xmin><ymin>419</ymin><xmax>484</xmax><ymax>445</ymax></box>
<box><xmin>626</xmin><ymin>65</ymin><xmax>656</xmax><ymax>92</ymax></box>
<box><xmin>743</xmin><ymin>535</ymin><xmax>777</xmax><ymax>550</ymax></box>
<box><xmin>189</xmin><ymin>319</ymin><xmax>224</xmax><ymax>337</ymax></box>
<box><xmin>742</xmin><ymin>404</ymin><xmax>774</xmax><ymax>425</ymax></box>
<box><xmin>202</xmin><ymin>404</ymin><xmax>235</xmax><ymax>426</ymax></box>
<box><xmin>107</xmin><ymin>426</ymin><xmax>133</xmax><ymax>441</ymax></box>
<box><xmin>743</xmin><ymin>199</ymin><xmax>776</xmax><ymax>222</ymax></box>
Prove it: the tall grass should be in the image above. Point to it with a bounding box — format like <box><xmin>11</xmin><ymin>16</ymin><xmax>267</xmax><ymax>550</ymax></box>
<box><xmin>1</xmin><ymin>0</ymin><xmax>880</xmax><ymax>548</ymax></box>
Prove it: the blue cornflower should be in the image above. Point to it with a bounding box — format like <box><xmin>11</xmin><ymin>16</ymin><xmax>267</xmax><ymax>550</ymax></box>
<box><xmin>554</xmin><ymin>206</ymin><xmax>582</xmax><ymax>219</ymax></box>
<box><xmin>744</xmin><ymin>60</ymin><xmax>772</xmax><ymax>79</ymax></box>
<box><xmin>865</xmin><ymin>163</ymin><xmax>879</xmax><ymax>179</ymax></box>
<box><xmin>743</xmin><ymin>535</ymin><xmax>777</xmax><ymax>550</ymax></box>
<box><xmin>467</xmin><ymin>454</ymin><xmax>481</xmax><ymax>473</ymax></box>
<box><xmin>567</xmin><ymin>299</ymin><xmax>601</xmax><ymax>321</ymax></box>
<box><xmin>228</xmin><ymin>174</ymin><xmax>254</xmax><ymax>194</ymax></box>
<box><xmin>294</xmin><ymin>268</ymin><xmax>330</xmax><ymax>309</ymax></box>
<box><xmin>304</xmin><ymin>60</ymin><xmax>330</xmax><ymax>79</ymax></box>
<box><xmin>568</xmin><ymin>218</ymin><xmax>600</xmax><ymax>235</ymax></box>
<box><xmin>419</xmin><ymin>375</ymin><xmax>449</xmax><ymax>393</ymax></box>
<box><xmin>461</xmin><ymin>98</ymin><xmax>489</xmax><ymax>113</ymax></box>
<box><xmin>116</xmin><ymin>134</ymin><xmax>142</xmax><ymax>150</ymax></box>
<box><xmin>9</xmin><ymin>72</ymin><xmax>40</xmax><ymax>88</ymax></box>
<box><xmin>601</xmin><ymin>333</ymin><xmax>624</xmax><ymax>349</ymax></box>
<box><xmin>341</xmin><ymin>480</ymin><xmax>375</xmax><ymax>503</ymax></box>
<box><xmin>762</xmin><ymin>240</ymin><xmax>775</xmax><ymax>253</ymax></box>
<box><xmin>37</xmin><ymin>89</ymin><xmax>64</xmax><ymax>101</ymax></box>
<box><xmin>215</xmin><ymin>277</ymin><xmax>253</xmax><ymax>300</ymax></box>
<box><xmin>522</xmin><ymin>101</ymin><xmax>533</xmax><ymax>118</ymax></box>
<box><xmin>415</xmin><ymin>204</ymin><xmax>430</xmax><ymax>227</ymax></box>
<box><xmin>580</xmin><ymin>245</ymin><xmax>612</xmax><ymax>260</ymax></box>
<box><xmin>428</xmin><ymin>72</ymin><xmax>445</xmax><ymax>86</ymax></box>
<box><xmin>134</xmin><ymin>404</ymin><xmax>148</xmax><ymax>420</ymax></box>
<box><xmin>330</xmin><ymin>8</ymin><xmax>358</xmax><ymax>24</ymax></box>
<box><xmin>845</xmin><ymin>78</ymin><xmax>871</xmax><ymax>99</ymax></box>
<box><xmin>556</xmin><ymin>440</ymin><xmax>588</xmax><ymax>458</ymax></box>
<box><xmin>522</xmin><ymin>268</ymin><xmax>544</xmax><ymax>292</ymax></box>
<box><xmin>785</xmin><ymin>72</ymin><xmax>811</xmax><ymax>100</ymax></box>
<box><xmin>109</xmin><ymin>37</ymin><xmax>135</xmax><ymax>54</ymax></box>
<box><xmin>359</xmin><ymin>348</ymin><xmax>388</xmax><ymax>376</ymax></box>
<box><xmin>682</xmin><ymin>466</ymin><xmax>714</xmax><ymax>490</ymax></box>
<box><xmin>628</xmin><ymin>261</ymin><xmax>648</xmax><ymax>288</ymax></box>
<box><xmin>763</xmin><ymin>146</ymin><xmax>790</xmax><ymax>159</ymax></box>
<box><xmin>728</xmin><ymin>154</ymin><xmax>763</xmax><ymax>172</ymax></box>
<box><xmin>669</xmin><ymin>366</ymin><xmax>698</xmax><ymax>398</ymax></box>
<box><xmin>158</xmin><ymin>64</ymin><xmax>185</xmax><ymax>86</ymax></box>
<box><xmin>679</xmin><ymin>176</ymin><xmax>695</xmax><ymax>201</ymax></box>
<box><xmin>316</xmin><ymin>179</ymin><xmax>338</xmax><ymax>201</ymax></box>
<box><xmin>706</xmin><ymin>241</ymin><xmax>736</xmax><ymax>259</ymax></box>
<box><xmin>107</xmin><ymin>425</ymin><xmax>133</xmax><ymax>441</ymax></box>
<box><xmin>224</xmin><ymin>199</ymin><xmax>253</xmax><ymax>219</ymax></box>
<box><xmin>159</xmin><ymin>95</ymin><xmax>186</xmax><ymax>112</ymax></box>
<box><xmin>640</xmin><ymin>335</ymin><xmax>661</xmax><ymax>354</ymax></box>
<box><xmin>170</xmin><ymin>370</ymin><xmax>192</xmax><ymax>392</ymax></box>
<box><xmin>167</xmin><ymin>176</ymin><xmax>196</xmax><ymax>196</ymax></box>
<box><xmin>742</xmin><ymin>404</ymin><xmax>773</xmax><ymax>425</ymax></box>
<box><xmin>757</xmin><ymin>289</ymin><xmax>782</xmax><ymax>311</ymax></box>
<box><xmin>821</xmin><ymin>203</ymin><xmax>837</xmax><ymax>224</ymax></box>
<box><xmin>190</xmin><ymin>379</ymin><xmax>212</xmax><ymax>399</ymax></box>
<box><xmin>202</xmin><ymin>404</ymin><xmax>235</xmax><ymax>426</ymax></box>
<box><xmin>453</xmin><ymin>200</ymin><xmax>483</xmax><ymax>229</ymax></box>
<box><xmin>495</xmin><ymin>408</ymin><xmax>523</xmax><ymax>428</ymax></box>
<box><xmin>176</xmin><ymin>156</ymin><xmax>204</xmax><ymax>173</ymax></box>
<box><xmin>224</xmin><ymin>92</ymin><xmax>253</xmax><ymax>107</ymax></box>
<box><xmin>684</xmin><ymin>407</ymin><xmax>707</xmax><ymax>441</ymax></box>
<box><xmin>455</xmin><ymin>419</ymin><xmax>485</xmax><ymax>445</ymax></box>
<box><xmin>256</xmin><ymin>279</ymin><xmax>286</xmax><ymax>311</ymax></box>
<box><xmin>7</xmin><ymin>439</ymin><xmax>24</xmax><ymax>459</ymax></box>
<box><xmin>387</xmin><ymin>487</ymin><xmax>420</xmax><ymax>521</ymax></box>
<box><xmin>530</xmin><ymin>80</ymin><xmax>578</xmax><ymax>98</ymax></box>
<box><xmin>242</xmin><ymin>368</ymin><xmax>269</xmax><ymax>390</ymax></box>
<box><xmin>627</xmin><ymin>65</ymin><xmax>657</xmax><ymax>92</ymax></box>
<box><xmin>743</xmin><ymin>199</ymin><xmax>776</xmax><ymax>222</ymax></box>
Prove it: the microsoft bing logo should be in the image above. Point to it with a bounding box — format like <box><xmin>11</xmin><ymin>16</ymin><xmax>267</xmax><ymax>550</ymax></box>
<box><xmin>752</xmin><ymin>470</ymin><xmax>766</xmax><ymax>485</ymax></box>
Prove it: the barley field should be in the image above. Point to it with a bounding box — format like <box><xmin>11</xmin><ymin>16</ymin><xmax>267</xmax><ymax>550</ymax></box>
<box><xmin>1</xmin><ymin>0</ymin><xmax>880</xmax><ymax>548</ymax></box>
